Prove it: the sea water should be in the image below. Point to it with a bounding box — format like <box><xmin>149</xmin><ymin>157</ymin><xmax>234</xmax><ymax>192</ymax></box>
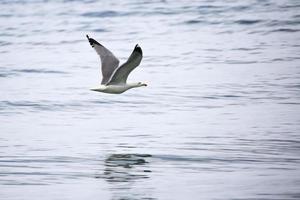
<box><xmin>0</xmin><ymin>0</ymin><xmax>300</xmax><ymax>199</ymax></box>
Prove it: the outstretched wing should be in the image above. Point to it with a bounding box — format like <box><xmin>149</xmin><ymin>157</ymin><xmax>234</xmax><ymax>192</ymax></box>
<box><xmin>107</xmin><ymin>44</ymin><xmax>143</xmax><ymax>85</ymax></box>
<box><xmin>86</xmin><ymin>35</ymin><xmax>119</xmax><ymax>84</ymax></box>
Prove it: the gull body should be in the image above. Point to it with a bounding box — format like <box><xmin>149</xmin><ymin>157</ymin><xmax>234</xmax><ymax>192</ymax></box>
<box><xmin>90</xmin><ymin>82</ymin><xmax>147</xmax><ymax>94</ymax></box>
<box><xmin>86</xmin><ymin>35</ymin><xmax>147</xmax><ymax>94</ymax></box>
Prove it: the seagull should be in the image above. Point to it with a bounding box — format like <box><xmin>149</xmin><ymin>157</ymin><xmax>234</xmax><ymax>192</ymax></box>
<box><xmin>86</xmin><ymin>35</ymin><xmax>147</xmax><ymax>94</ymax></box>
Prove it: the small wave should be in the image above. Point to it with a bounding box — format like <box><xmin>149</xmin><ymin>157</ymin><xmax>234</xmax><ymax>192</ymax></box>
<box><xmin>231</xmin><ymin>47</ymin><xmax>261</xmax><ymax>51</ymax></box>
<box><xmin>183</xmin><ymin>19</ymin><xmax>221</xmax><ymax>25</ymax></box>
<box><xmin>154</xmin><ymin>154</ymin><xmax>264</xmax><ymax>164</ymax></box>
<box><xmin>278</xmin><ymin>102</ymin><xmax>300</xmax><ymax>105</ymax></box>
<box><xmin>0</xmin><ymin>156</ymin><xmax>84</xmax><ymax>164</ymax></box>
<box><xmin>285</xmin><ymin>84</ymin><xmax>300</xmax><ymax>89</ymax></box>
<box><xmin>234</xmin><ymin>19</ymin><xmax>262</xmax><ymax>25</ymax></box>
<box><xmin>267</xmin><ymin>19</ymin><xmax>300</xmax><ymax>26</ymax></box>
<box><xmin>219</xmin><ymin>95</ymin><xmax>243</xmax><ymax>98</ymax></box>
<box><xmin>0</xmin><ymin>71</ymin><xmax>16</xmax><ymax>78</ymax></box>
<box><xmin>0</xmin><ymin>41</ymin><xmax>12</xmax><ymax>46</ymax></box>
<box><xmin>294</xmin><ymin>14</ymin><xmax>300</xmax><ymax>18</ymax></box>
<box><xmin>269</xmin><ymin>28</ymin><xmax>300</xmax><ymax>33</ymax></box>
<box><xmin>197</xmin><ymin>5</ymin><xmax>225</xmax><ymax>13</ymax></box>
<box><xmin>13</xmin><ymin>68</ymin><xmax>67</xmax><ymax>74</ymax></box>
<box><xmin>92</xmin><ymin>28</ymin><xmax>109</xmax><ymax>33</ymax></box>
<box><xmin>0</xmin><ymin>100</ymin><xmax>84</xmax><ymax>113</ymax></box>
<box><xmin>184</xmin><ymin>19</ymin><xmax>205</xmax><ymax>24</ymax></box>
<box><xmin>0</xmin><ymin>13</ymin><xmax>15</xmax><ymax>18</ymax></box>
<box><xmin>1</xmin><ymin>101</ymin><xmax>50</xmax><ymax>111</ymax></box>
<box><xmin>82</xmin><ymin>10</ymin><xmax>123</xmax><ymax>18</ymax></box>
<box><xmin>196</xmin><ymin>5</ymin><xmax>251</xmax><ymax>14</ymax></box>
<box><xmin>0</xmin><ymin>68</ymin><xmax>67</xmax><ymax>78</ymax></box>
<box><xmin>60</xmin><ymin>39</ymin><xmax>82</xmax><ymax>44</ymax></box>
<box><xmin>202</xmin><ymin>95</ymin><xmax>244</xmax><ymax>100</ymax></box>
<box><xmin>62</xmin><ymin>0</ymin><xmax>96</xmax><ymax>2</ymax></box>
<box><xmin>229</xmin><ymin>5</ymin><xmax>251</xmax><ymax>12</ymax></box>
<box><xmin>279</xmin><ymin>4</ymin><xmax>300</xmax><ymax>9</ymax></box>
<box><xmin>225</xmin><ymin>60</ymin><xmax>258</xmax><ymax>64</ymax></box>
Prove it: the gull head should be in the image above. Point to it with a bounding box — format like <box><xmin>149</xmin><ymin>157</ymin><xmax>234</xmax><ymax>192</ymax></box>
<box><xmin>128</xmin><ymin>82</ymin><xmax>147</xmax><ymax>89</ymax></box>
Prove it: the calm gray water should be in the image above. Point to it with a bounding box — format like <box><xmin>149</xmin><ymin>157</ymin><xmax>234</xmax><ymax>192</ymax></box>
<box><xmin>1</xmin><ymin>0</ymin><xmax>300</xmax><ymax>199</ymax></box>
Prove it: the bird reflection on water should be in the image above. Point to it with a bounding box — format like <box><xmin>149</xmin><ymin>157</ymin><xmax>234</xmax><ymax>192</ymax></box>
<box><xmin>97</xmin><ymin>153</ymin><xmax>155</xmax><ymax>200</ymax></box>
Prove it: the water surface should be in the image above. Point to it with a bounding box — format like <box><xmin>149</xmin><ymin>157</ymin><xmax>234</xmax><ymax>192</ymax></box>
<box><xmin>1</xmin><ymin>0</ymin><xmax>300</xmax><ymax>199</ymax></box>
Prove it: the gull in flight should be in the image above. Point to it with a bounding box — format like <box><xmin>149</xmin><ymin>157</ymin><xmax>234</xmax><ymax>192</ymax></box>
<box><xmin>86</xmin><ymin>35</ymin><xmax>147</xmax><ymax>94</ymax></box>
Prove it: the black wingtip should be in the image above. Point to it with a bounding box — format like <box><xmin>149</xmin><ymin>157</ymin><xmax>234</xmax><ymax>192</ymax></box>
<box><xmin>86</xmin><ymin>35</ymin><xmax>102</xmax><ymax>47</ymax></box>
<box><xmin>134</xmin><ymin>44</ymin><xmax>142</xmax><ymax>55</ymax></box>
